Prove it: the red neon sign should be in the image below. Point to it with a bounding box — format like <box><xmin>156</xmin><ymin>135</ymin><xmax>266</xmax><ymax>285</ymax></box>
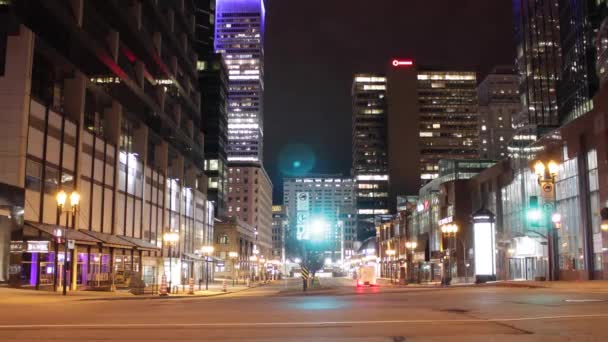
<box><xmin>392</xmin><ymin>59</ymin><xmax>414</xmax><ymax>67</ymax></box>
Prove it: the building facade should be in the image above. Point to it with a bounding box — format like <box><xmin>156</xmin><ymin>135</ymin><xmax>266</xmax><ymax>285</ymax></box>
<box><xmin>196</xmin><ymin>0</ymin><xmax>229</xmax><ymax>217</ymax></box>
<box><xmin>478</xmin><ymin>66</ymin><xmax>521</xmax><ymax>160</ymax></box>
<box><xmin>351</xmin><ymin>74</ymin><xmax>390</xmax><ymax>240</ymax></box>
<box><xmin>213</xmin><ymin>217</ymin><xmax>257</xmax><ymax>281</ymax></box>
<box><xmin>214</xmin><ymin>0</ymin><xmax>265</xmax><ymax>163</ymax></box>
<box><xmin>557</xmin><ymin>0</ymin><xmax>608</xmax><ymax>123</ymax></box>
<box><xmin>283</xmin><ymin>175</ymin><xmax>357</xmax><ymax>261</ymax></box>
<box><xmin>226</xmin><ymin>164</ymin><xmax>272</xmax><ymax>258</ymax></box>
<box><xmin>0</xmin><ymin>0</ymin><xmax>214</xmax><ymax>289</ymax></box>
<box><xmin>271</xmin><ymin>205</ymin><xmax>287</xmax><ymax>263</ymax></box>
<box><xmin>512</xmin><ymin>0</ymin><xmax>562</xmax><ymax>130</ymax></box>
<box><xmin>416</xmin><ymin>70</ymin><xmax>479</xmax><ymax>184</ymax></box>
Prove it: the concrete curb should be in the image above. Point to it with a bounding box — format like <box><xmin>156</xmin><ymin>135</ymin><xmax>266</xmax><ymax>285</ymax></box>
<box><xmin>77</xmin><ymin>283</ymin><xmax>270</xmax><ymax>301</ymax></box>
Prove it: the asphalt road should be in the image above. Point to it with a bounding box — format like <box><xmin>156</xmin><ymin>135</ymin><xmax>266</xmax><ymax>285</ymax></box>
<box><xmin>1</xmin><ymin>278</ymin><xmax>608</xmax><ymax>341</ymax></box>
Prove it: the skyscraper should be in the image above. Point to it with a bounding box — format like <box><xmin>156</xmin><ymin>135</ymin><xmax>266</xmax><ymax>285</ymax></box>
<box><xmin>215</xmin><ymin>0</ymin><xmax>265</xmax><ymax>163</ymax></box>
<box><xmin>196</xmin><ymin>0</ymin><xmax>229</xmax><ymax>216</ymax></box>
<box><xmin>557</xmin><ymin>0</ymin><xmax>608</xmax><ymax>123</ymax></box>
<box><xmin>416</xmin><ymin>70</ymin><xmax>479</xmax><ymax>184</ymax></box>
<box><xmin>478</xmin><ymin>66</ymin><xmax>521</xmax><ymax>160</ymax></box>
<box><xmin>283</xmin><ymin>175</ymin><xmax>357</xmax><ymax>260</ymax></box>
<box><xmin>351</xmin><ymin>74</ymin><xmax>390</xmax><ymax>240</ymax></box>
<box><xmin>512</xmin><ymin>0</ymin><xmax>562</xmax><ymax>131</ymax></box>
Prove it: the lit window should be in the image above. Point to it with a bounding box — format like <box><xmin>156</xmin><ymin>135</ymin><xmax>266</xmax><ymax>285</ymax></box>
<box><xmin>196</xmin><ymin>61</ymin><xmax>207</xmax><ymax>71</ymax></box>
<box><xmin>481</xmin><ymin>125</ymin><xmax>487</xmax><ymax>131</ymax></box>
<box><xmin>432</xmin><ymin>124</ymin><xmax>441</xmax><ymax>129</ymax></box>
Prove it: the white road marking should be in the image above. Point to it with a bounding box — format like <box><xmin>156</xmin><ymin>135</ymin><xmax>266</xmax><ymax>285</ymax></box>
<box><xmin>565</xmin><ymin>299</ymin><xmax>605</xmax><ymax>303</ymax></box>
<box><xmin>1</xmin><ymin>314</ymin><xmax>608</xmax><ymax>329</ymax></box>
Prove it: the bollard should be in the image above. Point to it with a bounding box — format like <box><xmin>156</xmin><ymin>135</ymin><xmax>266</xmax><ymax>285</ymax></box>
<box><xmin>159</xmin><ymin>274</ymin><xmax>168</xmax><ymax>296</ymax></box>
<box><xmin>188</xmin><ymin>277</ymin><xmax>195</xmax><ymax>295</ymax></box>
<box><xmin>246</xmin><ymin>277</ymin><xmax>250</xmax><ymax>287</ymax></box>
<box><xmin>222</xmin><ymin>279</ymin><xmax>227</xmax><ymax>292</ymax></box>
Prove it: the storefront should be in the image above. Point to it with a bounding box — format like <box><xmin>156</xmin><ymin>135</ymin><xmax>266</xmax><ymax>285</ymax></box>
<box><xmin>8</xmin><ymin>221</ymin><xmax>159</xmax><ymax>290</ymax></box>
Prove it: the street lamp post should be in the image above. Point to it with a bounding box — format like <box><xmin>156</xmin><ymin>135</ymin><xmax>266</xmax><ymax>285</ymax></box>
<box><xmin>441</xmin><ymin>223</ymin><xmax>458</xmax><ymax>286</ymax></box>
<box><xmin>163</xmin><ymin>231</ymin><xmax>179</xmax><ymax>294</ymax></box>
<box><xmin>201</xmin><ymin>245</ymin><xmax>214</xmax><ymax>290</ymax></box>
<box><xmin>56</xmin><ymin>190</ymin><xmax>80</xmax><ymax>296</ymax></box>
<box><xmin>533</xmin><ymin>160</ymin><xmax>559</xmax><ymax>281</ymax></box>
<box><xmin>386</xmin><ymin>249</ymin><xmax>396</xmax><ymax>283</ymax></box>
<box><xmin>229</xmin><ymin>251</ymin><xmax>238</xmax><ymax>286</ymax></box>
<box><xmin>405</xmin><ymin>241</ymin><xmax>418</xmax><ymax>283</ymax></box>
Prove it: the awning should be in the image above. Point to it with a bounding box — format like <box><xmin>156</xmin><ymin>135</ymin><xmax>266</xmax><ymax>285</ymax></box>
<box><xmin>79</xmin><ymin>230</ymin><xmax>136</xmax><ymax>249</ymax></box>
<box><xmin>118</xmin><ymin>235</ymin><xmax>160</xmax><ymax>251</ymax></box>
<box><xmin>25</xmin><ymin>221</ymin><xmax>101</xmax><ymax>246</ymax></box>
<box><xmin>183</xmin><ymin>253</ymin><xmax>203</xmax><ymax>261</ymax></box>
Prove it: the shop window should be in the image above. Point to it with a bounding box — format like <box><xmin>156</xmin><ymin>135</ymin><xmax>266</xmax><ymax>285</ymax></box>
<box><xmin>219</xmin><ymin>235</ymin><xmax>229</xmax><ymax>244</ymax></box>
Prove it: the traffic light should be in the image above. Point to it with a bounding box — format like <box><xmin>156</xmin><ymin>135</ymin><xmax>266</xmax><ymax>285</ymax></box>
<box><xmin>527</xmin><ymin>196</ymin><xmax>541</xmax><ymax>226</ymax></box>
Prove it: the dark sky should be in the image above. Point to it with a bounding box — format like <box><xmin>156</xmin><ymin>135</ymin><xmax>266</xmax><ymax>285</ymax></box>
<box><xmin>263</xmin><ymin>0</ymin><xmax>516</xmax><ymax>202</ymax></box>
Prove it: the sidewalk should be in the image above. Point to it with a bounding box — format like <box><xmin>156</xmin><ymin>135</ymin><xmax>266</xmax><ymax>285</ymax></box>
<box><xmin>0</xmin><ymin>281</ymin><xmax>271</xmax><ymax>304</ymax></box>
<box><xmin>376</xmin><ymin>277</ymin><xmax>608</xmax><ymax>290</ymax></box>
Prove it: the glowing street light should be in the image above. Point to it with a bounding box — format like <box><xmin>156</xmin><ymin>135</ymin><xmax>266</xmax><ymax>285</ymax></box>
<box><xmin>55</xmin><ymin>190</ymin><xmax>80</xmax><ymax>295</ymax></box>
<box><xmin>163</xmin><ymin>231</ymin><xmax>179</xmax><ymax>293</ymax></box>
<box><xmin>201</xmin><ymin>245</ymin><xmax>214</xmax><ymax>290</ymax></box>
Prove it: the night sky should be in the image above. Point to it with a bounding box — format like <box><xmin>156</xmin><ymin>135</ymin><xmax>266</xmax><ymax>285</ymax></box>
<box><xmin>263</xmin><ymin>0</ymin><xmax>516</xmax><ymax>202</ymax></box>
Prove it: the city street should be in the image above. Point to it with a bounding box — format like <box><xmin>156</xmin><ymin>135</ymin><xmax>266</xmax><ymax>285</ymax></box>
<box><xmin>1</xmin><ymin>279</ymin><xmax>608</xmax><ymax>341</ymax></box>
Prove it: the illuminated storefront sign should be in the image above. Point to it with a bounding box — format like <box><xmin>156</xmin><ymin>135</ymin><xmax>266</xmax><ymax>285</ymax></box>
<box><xmin>472</xmin><ymin>209</ymin><xmax>496</xmax><ymax>282</ymax></box>
<box><xmin>26</xmin><ymin>241</ymin><xmax>50</xmax><ymax>253</ymax></box>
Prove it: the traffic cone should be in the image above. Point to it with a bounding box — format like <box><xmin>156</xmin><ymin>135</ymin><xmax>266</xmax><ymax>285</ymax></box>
<box><xmin>222</xmin><ymin>279</ymin><xmax>227</xmax><ymax>292</ymax></box>
<box><xmin>188</xmin><ymin>277</ymin><xmax>194</xmax><ymax>295</ymax></box>
<box><xmin>160</xmin><ymin>274</ymin><xmax>168</xmax><ymax>296</ymax></box>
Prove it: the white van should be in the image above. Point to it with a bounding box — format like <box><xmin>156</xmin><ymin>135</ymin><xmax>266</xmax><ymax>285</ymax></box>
<box><xmin>356</xmin><ymin>265</ymin><xmax>378</xmax><ymax>287</ymax></box>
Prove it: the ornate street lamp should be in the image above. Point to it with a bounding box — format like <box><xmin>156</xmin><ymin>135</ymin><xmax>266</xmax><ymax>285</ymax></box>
<box><xmin>201</xmin><ymin>245</ymin><xmax>214</xmax><ymax>290</ymax></box>
<box><xmin>440</xmin><ymin>223</ymin><xmax>459</xmax><ymax>286</ymax></box>
<box><xmin>163</xmin><ymin>231</ymin><xmax>179</xmax><ymax>293</ymax></box>
<box><xmin>532</xmin><ymin>159</ymin><xmax>559</xmax><ymax>281</ymax></box>
<box><xmin>229</xmin><ymin>251</ymin><xmax>239</xmax><ymax>286</ymax></box>
<box><xmin>56</xmin><ymin>190</ymin><xmax>79</xmax><ymax>295</ymax></box>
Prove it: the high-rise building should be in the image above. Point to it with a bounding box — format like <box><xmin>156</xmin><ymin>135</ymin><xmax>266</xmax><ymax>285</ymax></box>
<box><xmin>283</xmin><ymin>175</ymin><xmax>357</xmax><ymax>260</ymax></box>
<box><xmin>0</xmin><ymin>1</ymin><xmax>214</xmax><ymax>287</ymax></box>
<box><xmin>196</xmin><ymin>0</ymin><xmax>229</xmax><ymax>216</ymax></box>
<box><xmin>226</xmin><ymin>164</ymin><xmax>273</xmax><ymax>258</ymax></box>
<box><xmin>478</xmin><ymin>66</ymin><xmax>521</xmax><ymax>160</ymax></box>
<box><xmin>415</xmin><ymin>70</ymin><xmax>479</xmax><ymax>184</ymax></box>
<box><xmin>271</xmin><ymin>205</ymin><xmax>288</xmax><ymax>262</ymax></box>
<box><xmin>214</xmin><ymin>0</ymin><xmax>265</xmax><ymax>163</ymax></box>
<box><xmin>351</xmin><ymin>74</ymin><xmax>390</xmax><ymax>240</ymax></box>
<box><xmin>386</xmin><ymin>59</ymin><xmax>421</xmax><ymax>198</ymax></box>
<box><xmin>557</xmin><ymin>0</ymin><xmax>608</xmax><ymax>123</ymax></box>
<box><xmin>512</xmin><ymin>0</ymin><xmax>562</xmax><ymax>131</ymax></box>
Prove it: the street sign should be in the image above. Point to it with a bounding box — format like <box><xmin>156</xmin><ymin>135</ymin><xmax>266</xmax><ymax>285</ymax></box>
<box><xmin>540</xmin><ymin>181</ymin><xmax>555</xmax><ymax>202</ymax></box>
<box><xmin>301</xmin><ymin>267</ymin><xmax>309</xmax><ymax>280</ymax></box>
<box><xmin>67</xmin><ymin>240</ymin><xmax>75</xmax><ymax>250</ymax></box>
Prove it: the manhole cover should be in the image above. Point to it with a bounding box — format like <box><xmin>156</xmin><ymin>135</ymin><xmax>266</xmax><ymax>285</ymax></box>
<box><xmin>439</xmin><ymin>308</ymin><xmax>470</xmax><ymax>313</ymax></box>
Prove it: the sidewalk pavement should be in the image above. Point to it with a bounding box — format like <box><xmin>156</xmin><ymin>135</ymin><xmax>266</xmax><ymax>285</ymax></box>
<box><xmin>0</xmin><ymin>281</ymin><xmax>271</xmax><ymax>304</ymax></box>
<box><xmin>376</xmin><ymin>277</ymin><xmax>608</xmax><ymax>290</ymax></box>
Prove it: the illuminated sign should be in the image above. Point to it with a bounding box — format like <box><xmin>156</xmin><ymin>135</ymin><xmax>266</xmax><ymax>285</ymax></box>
<box><xmin>474</xmin><ymin>222</ymin><xmax>495</xmax><ymax>276</ymax></box>
<box><xmin>10</xmin><ymin>241</ymin><xmax>24</xmax><ymax>253</ymax></box>
<box><xmin>438</xmin><ymin>216</ymin><xmax>453</xmax><ymax>226</ymax></box>
<box><xmin>27</xmin><ymin>241</ymin><xmax>50</xmax><ymax>253</ymax></box>
<box><xmin>296</xmin><ymin>192</ymin><xmax>310</xmax><ymax>240</ymax></box>
<box><xmin>391</xmin><ymin>59</ymin><xmax>414</xmax><ymax>67</ymax></box>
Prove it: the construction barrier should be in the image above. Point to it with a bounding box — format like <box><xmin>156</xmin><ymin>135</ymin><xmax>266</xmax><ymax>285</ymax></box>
<box><xmin>159</xmin><ymin>274</ymin><xmax>168</xmax><ymax>296</ymax></box>
<box><xmin>222</xmin><ymin>279</ymin><xmax>227</xmax><ymax>292</ymax></box>
<box><xmin>188</xmin><ymin>277</ymin><xmax>194</xmax><ymax>295</ymax></box>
